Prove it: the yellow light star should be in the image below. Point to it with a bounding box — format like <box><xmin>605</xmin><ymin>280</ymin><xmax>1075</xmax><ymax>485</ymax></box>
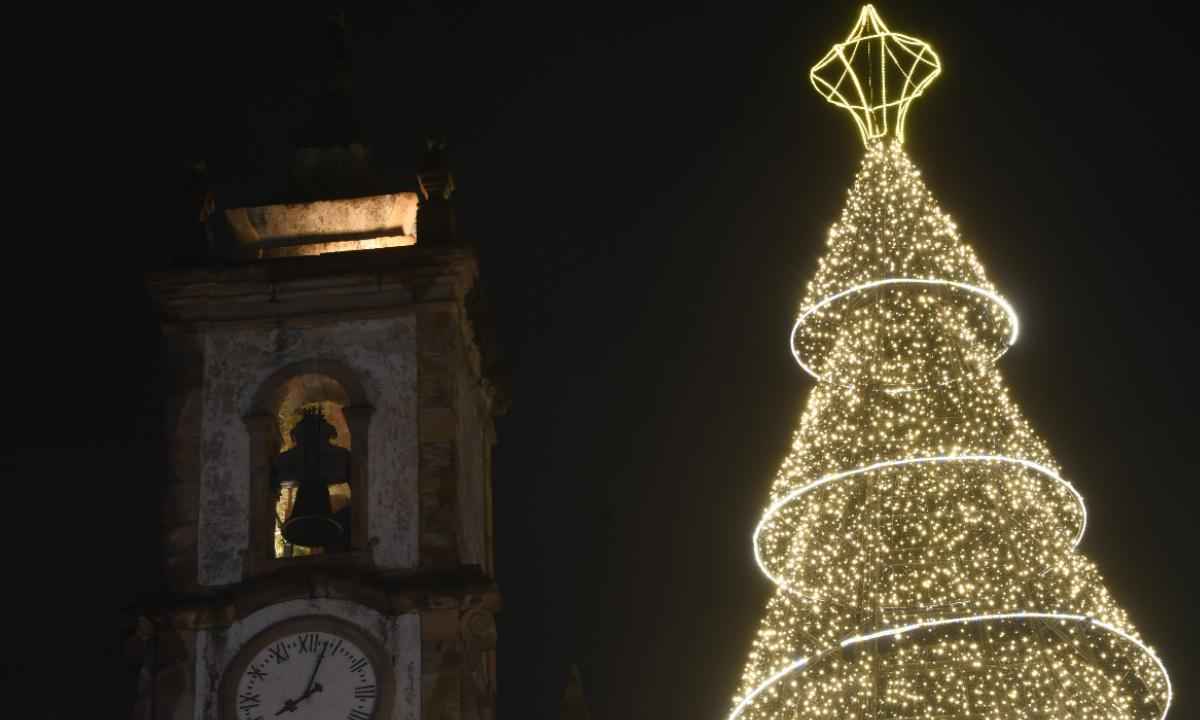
<box><xmin>810</xmin><ymin>5</ymin><xmax>941</xmax><ymax>144</ymax></box>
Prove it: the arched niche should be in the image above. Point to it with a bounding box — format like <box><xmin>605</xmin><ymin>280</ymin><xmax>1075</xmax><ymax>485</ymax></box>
<box><xmin>243</xmin><ymin>359</ymin><xmax>374</xmax><ymax>574</ymax></box>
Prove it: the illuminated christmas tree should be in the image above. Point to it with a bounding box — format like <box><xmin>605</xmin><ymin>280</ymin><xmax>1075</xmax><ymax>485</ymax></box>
<box><xmin>729</xmin><ymin>7</ymin><xmax>1172</xmax><ymax>720</ymax></box>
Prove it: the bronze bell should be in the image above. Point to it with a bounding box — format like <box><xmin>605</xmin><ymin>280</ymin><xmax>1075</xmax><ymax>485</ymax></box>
<box><xmin>273</xmin><ymin>407</ymin><xmax>351</xmax><ymax>548</ymax></box>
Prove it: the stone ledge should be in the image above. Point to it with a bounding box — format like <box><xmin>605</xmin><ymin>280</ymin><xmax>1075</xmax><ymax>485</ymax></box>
<box><xmin>147</xmin><ymin>245</ymin><xmax>479</xmax><ymax>322</ymax></box>
<box><xmin>138</xmin><ymin>565</ymin><xmax>500</xmax><ymax>630</ymax></box>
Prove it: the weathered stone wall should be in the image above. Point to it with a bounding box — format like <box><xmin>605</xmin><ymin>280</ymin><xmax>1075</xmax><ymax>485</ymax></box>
<box><xmin>421</xmin><ymin>609</ymin><xmax>462</xmax><ymax>720</ymax></box>
<box><xmin>454</xmin><ymin>329</ymin><xmax>489</xmax><ymax>572</ymax></box>
<box><xmin>163</xmin><ymin>332</ymin><xmax>206</xmax><ymax>593</ymax></box>
<box><xmin>417</xmin><ymin>304</ymin><xmax>495</xmax><ymax>573</ymax></box>
<box><xmin>417</xmin><ymin>308</ymin><xmax>460</xmax><ymax>569</ymax></box>
<box><xmin>192</xmin><ymin>599</ymin><xmax>420</xmax><ymax>720</ymax></box>
<box><xmin>421</xmin><ymin>605</ymin><xmax>497</xmax><ymax>720</ymax></box>
<box><xmin>415</xmin><ymin>300</ymin><xmax>498</xmax><ymax>720</ymax></box>
<box><xmin>197</xmin><ymin>316</ymin><xmax>418</xmax><ymax>585</ymax></box>
<box><xmin>133</xmin><ymin>623</ymin><xmax>199</xmax><ymax>720</ymax></box>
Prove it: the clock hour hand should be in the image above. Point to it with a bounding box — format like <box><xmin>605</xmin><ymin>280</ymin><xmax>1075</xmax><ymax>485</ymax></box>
<box><xmin>274</xmin><ymin>683</ymin><xmax>324</xmax><ymax>715</ymax></box>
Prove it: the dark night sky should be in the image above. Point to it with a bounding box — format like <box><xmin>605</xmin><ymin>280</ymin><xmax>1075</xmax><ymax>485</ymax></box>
<box><xmin>7</xmin><ymin>2</ymin><xmax>1198</xmax><ymax>717</ymax></box>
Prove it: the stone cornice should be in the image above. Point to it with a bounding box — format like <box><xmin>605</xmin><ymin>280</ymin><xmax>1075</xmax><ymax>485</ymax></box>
<box><xmin>139</xmin><ymin>565</ymin><xmax>501</xmax><ymax>630</ymax></box>
<box><xmin>147</xmin><ymin>245</ymin><xmax>479</xmax><ymax>326</ymax></box>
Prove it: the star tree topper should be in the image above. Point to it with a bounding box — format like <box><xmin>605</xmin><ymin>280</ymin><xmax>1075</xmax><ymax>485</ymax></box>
<box><xmin>810</xmin><ymin>5</ymin><xmax>941</xmax><ymax>144</ymax></box>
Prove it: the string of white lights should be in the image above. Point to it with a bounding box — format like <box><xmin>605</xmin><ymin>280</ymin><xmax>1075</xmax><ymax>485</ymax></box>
<box><xmin>1091</xmin><ymin>618</ymin><xmax>1175</xmax><ymax>716</ymax></box>
<box><xmin>728</xmin><ymin>612</ymin><xmax>1171</xmax><ymax>720</ymax></box>
<box><xmin>752</xmin><ymin>454</ymin><xmax>1087</xmax><ymax>601</ymax></box>
<box><xmin>726</xmin><ymin>656</ymin><xmax>810</xmax><ymax>720</ymax></box>
<box><xmin>790</xmin><ymin>277</ymin><xmax>1020</xmax><ymax>387</ymax></box>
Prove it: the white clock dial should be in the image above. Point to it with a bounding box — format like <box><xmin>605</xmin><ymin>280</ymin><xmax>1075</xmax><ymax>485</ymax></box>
<box><xmin>231</xmin><ymin>627</ymin><xmax>381</xmax><ymax>720</ymax></box>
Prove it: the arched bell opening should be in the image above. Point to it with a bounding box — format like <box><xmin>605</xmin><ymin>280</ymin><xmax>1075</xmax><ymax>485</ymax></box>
<box><xmin>271</xmin><ymin>374</ymin><xmax>354</xmax><ymax>558</ymax></box>
<box><xmin>244</xmin><ymin>359</ymin><xmax>373</xmax><ymax>573</ymax></box>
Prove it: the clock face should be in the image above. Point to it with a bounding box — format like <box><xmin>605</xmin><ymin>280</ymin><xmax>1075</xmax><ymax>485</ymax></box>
<box><xmin>226</xmin><ymin>619</ymin><xmax>387</xmax><ymax>720</ymax></box>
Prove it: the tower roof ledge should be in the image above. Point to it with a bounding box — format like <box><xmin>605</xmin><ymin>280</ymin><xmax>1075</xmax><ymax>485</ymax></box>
<box><xmin>224</xmin><ymin>191</ymin><xmax>420</xmax><ymax>259</ymax></box>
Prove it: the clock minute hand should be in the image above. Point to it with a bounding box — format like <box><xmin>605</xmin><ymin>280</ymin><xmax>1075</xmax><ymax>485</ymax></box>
<box><xmin>302</xmin><ymin>642</ymin><xmax>328</xmax><ymax>697</ymax></box>
<box><xmin>274</xmin><ymin>643</ymin><xmax>329</xmax><ymax>715</ymax></box>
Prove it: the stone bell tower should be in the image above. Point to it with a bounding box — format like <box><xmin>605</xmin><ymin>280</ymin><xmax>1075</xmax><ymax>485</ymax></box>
<box><xmin>137</xmin><ymin>51</ymin><xmax>503</xmax><ymax>714</ymax></box>
<box><xmin>138</xmin><ymin>144</ymin><xmax>502</xmax><ymax>720</ymax></box>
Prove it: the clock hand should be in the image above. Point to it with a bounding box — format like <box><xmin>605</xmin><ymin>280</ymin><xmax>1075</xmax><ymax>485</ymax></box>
<box><xmin>274</xmin><ymin>699</ymin><xmax>298</xmax><ymax>716</ymax></box>
<box><xmin>303</xmin><ymin>641</ymin><xmax>328</xmax><ymax>696</ymax></box>
<box><xmin>306</xmin><ymin>643</ymin><xmax>327</xmax><ymax>693</ymax></box>
<box><xmin>274</xmin><ymin>643</ymin><xmax>328</xmax><ymax>716</ymax></box>
<box><xmin>297</xmin><ymin>682</ymin><xmax>323</xmax><ymax>703</ymax></box>
<box><xmin>273</xmin><ymin>684</ymin><xmax>324</xmax><ymax>716</ymax></box>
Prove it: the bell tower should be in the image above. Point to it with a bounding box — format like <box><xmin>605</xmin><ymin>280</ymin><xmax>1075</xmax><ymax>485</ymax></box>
<box><xmin>137</xmin><ymin>128</ymin><xmax>503</xmax><ymax>718</ymax></box>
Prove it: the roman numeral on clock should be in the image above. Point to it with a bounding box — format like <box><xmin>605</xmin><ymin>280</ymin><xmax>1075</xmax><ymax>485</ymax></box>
<box><xmin>347</xmin><ymin>710</ymin><xmax>371</xmax><ymax>720</ymax></box>
<box><xmin>248</xmin><ymin>665</ymin><xmax>267</xmax><ymax>680</ymax></box>
<box><xmin>354</xmin><ymin>684</ymin><xmax>376</xmax><ymax>699</ymax></box>
<box><xmin>298</xmin><ymin>633</ymin><xmax>319</xmax><ymax>653</ymax></box>
<box><xmin>238</xmin><ymin>692</ymin><xmax>261</xmax><ymax>709</ymax></box>
<box><xmin>349</xmin><ymin>656</ymin><xmax>368</xmax><ymax>672</ymax></box>
<box><xmin>268</xmin><ymin>642</ymin><xmax>290</xmax><ymax>663</ymax></box>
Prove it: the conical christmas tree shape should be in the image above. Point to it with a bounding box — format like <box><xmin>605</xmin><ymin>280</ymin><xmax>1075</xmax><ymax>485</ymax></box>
<box><xmin>729</xmin><ymin>7</ymin><xmax>1171</xmax><ymax>720</ymax></box>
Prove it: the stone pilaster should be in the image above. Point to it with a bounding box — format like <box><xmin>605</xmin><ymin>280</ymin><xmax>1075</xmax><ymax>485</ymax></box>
<box><xmin>418</xmin><ymin>307</ymin><xmax>460</xmax><ymax>569</ymax></box>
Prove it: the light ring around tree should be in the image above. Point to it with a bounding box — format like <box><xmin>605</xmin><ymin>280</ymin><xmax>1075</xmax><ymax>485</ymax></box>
<box><xmin>790</xmin><ymin>278</ymin><xmax>1020</xmax><ymax>388</ymax></box>
<box><xmin>753</xmin><ymin>455</ymin><xmax>1087</xmax><ymax>603</ymax></box>
<box><xmin>728</xmin><ymin>612</ymin><xmax>1172</xmax><ymax>720</ymax></box>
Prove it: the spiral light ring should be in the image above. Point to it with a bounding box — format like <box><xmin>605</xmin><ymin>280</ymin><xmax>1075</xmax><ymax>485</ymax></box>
<box><xmin>790</xmin><ymin>278</ymin><xmax>1020</xmax><ymax>389</ymax></box>
<box><xmin>753</xmin><ymin>454</ymin><xmax>1086</xmax><ymax>604</ymax></box>
<box><xmin>728</xmin><ymin>612</ymin><xmax>1172</xmax><ymax>720</ymax></box>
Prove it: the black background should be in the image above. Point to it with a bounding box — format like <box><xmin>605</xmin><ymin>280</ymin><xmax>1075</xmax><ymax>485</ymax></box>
<box><xmin>6</xmin><ymin>2</ymin><xmax>1198</xmax><ymax>718</ymax></box>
